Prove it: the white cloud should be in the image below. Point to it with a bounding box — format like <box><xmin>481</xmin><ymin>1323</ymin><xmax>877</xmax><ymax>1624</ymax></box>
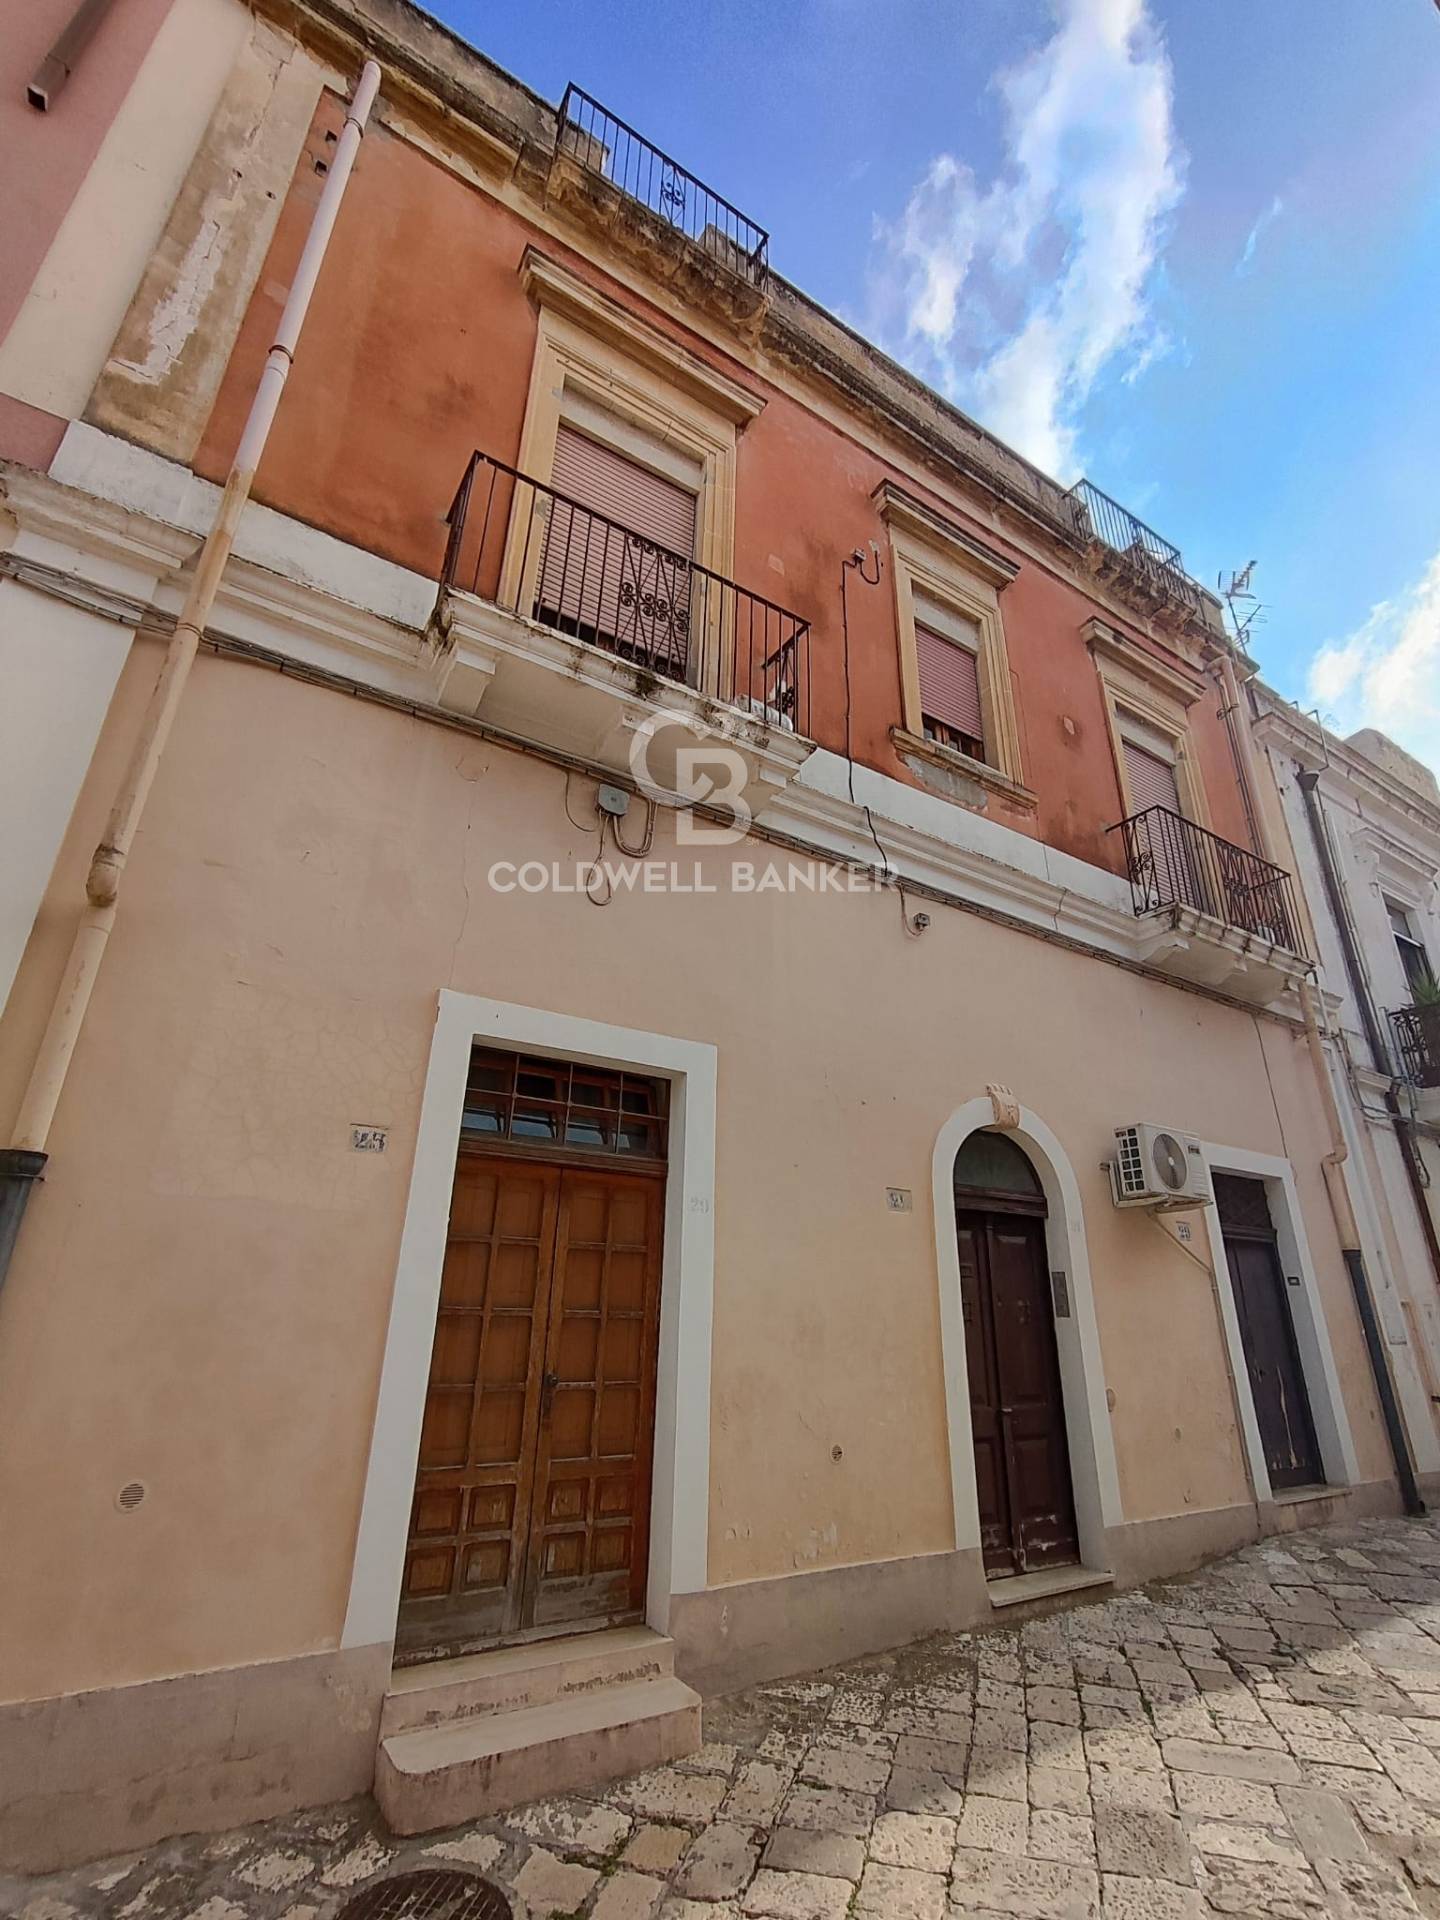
<box><xmin>870</xmin><ymin>0</ymin><xmax>1184</xmax><ymax>480</ymax></box>
<box><xmin>1307</xmin><ymin>547</ymin><xmax>1440</xmax><ymax>774</ymax></box>
<box><xmin>1236</xmin><ymin>195</ymin><xmax>1284</xmax><ymax>275</ymax></box>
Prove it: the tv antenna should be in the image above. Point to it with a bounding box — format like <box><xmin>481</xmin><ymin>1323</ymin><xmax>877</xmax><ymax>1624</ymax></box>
<box><xmin>1219</xmin><ymin>560</ymin><xmax>1265</xmax><ymax>653</ymax></box>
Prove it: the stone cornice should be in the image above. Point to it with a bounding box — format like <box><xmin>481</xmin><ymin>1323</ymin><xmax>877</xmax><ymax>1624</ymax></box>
<box><xmin>873</xmin><ymin>482</ymin><xmax>1019</xmax><ymax>589</ymax></box>
<box><xmin>519</xmin><ymin>251</ymin><xmax>765</xmax><ymax>425</ymax></box>
<box><xmin>1085</xmin><ymin>618</ymin><xmax>1207</xmax><ymax>709</ymax></box>
<box><xmin>1254</xmin><ymin>693</ymin><xmax>1440</xmax><ymax>839</ymax></box>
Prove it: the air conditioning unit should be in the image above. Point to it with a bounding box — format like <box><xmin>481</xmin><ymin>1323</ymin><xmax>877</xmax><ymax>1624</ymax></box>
<box><xmin>1110</xmin><ymin>1123</ymin><xmax>1212</xmax><ymax>1212</ymax></box>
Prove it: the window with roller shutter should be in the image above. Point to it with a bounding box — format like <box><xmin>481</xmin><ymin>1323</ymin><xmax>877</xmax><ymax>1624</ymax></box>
<box><xmin>917</xmin><ymin>622</ymin><xmax>986</xmax><ymax>762</ymax></box>
<box><xmin>1122</xmin><ymin>736</ymin><xmax>1181</xmax><ymax>816</ymax></box>
<box><xmin>1119</xmin><ymin>726</ymin><xmax>1207</xmax><ymax>913</ymax></box>
<box><xmin>537</xmin><ymin>425</ymin><xmax>699</xmax><ymax>681</ymax></box>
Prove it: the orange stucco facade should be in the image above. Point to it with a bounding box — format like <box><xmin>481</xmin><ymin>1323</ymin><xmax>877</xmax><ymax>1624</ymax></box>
<box><xmin>193</xmin><ymin>96</ymin><xmax>1249</xmax><ymax>871</ymax></box>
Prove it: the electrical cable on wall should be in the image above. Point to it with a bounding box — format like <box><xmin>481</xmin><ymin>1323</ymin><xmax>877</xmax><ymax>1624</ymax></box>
<box><xmin>563</xmin><ymin>771</ymin><xmax>655</xmax><ymax>906</ymax></box>
<box><xmin>841</xmin><ymin>546</ymin><xmax>929</xmax><ymax>939</ymax></box>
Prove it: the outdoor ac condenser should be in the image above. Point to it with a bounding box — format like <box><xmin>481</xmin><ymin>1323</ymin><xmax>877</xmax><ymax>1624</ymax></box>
<box><xmin>1110</xmin><ymin>1123</ymin><xmax>1213</xmax><ymax>1212</ymax></box>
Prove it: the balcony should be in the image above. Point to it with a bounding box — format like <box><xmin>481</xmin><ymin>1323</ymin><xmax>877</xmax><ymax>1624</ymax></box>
<box><xmin>428</xmin><ymin>451</ymin><xmax>814</xmax><ymax>806</ymax></box>
<box><xmin>1389</xmin><ymin>1005</ymin><xmax>1440</xmax><ymax>1123</ymax></box>
<box><xmin>1070</xmin><ymin>480</ymin><xmax>1204</xmax><ymax>622</ymax></box>
<box><xmin>1109</xmin><ymin>805</ymin><xmax>1311</xmax><ymax>1004</ymax></box>
<box><xmin>549</xmin><ymin>86</ymin><xmax>769</xmax><ymax>329</ymax></box>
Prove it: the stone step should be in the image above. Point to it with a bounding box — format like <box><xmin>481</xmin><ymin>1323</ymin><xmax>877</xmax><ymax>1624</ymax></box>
<box><xmin>381</xmin><ymin>1625</ymin><xmax>675</xmax><ymax>1737</ymax></box>
<box><xmin>375</xmin><ymin>1672</ymin><xmax>701</xmax><ymax>1834</ymax></box>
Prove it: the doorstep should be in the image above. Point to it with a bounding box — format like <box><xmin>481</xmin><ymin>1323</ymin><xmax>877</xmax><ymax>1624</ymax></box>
<box><xmin>374</xmin><ymin>1624</ymin><xmax>700</xmax><ymax>1834</ymax></box>
<box><xmin>987</xmin><ymin>1565</ymin><xmax>1115</xmax><ymax>1610</ymax></box>
<box><xmin>1270</xmin><ymin>1484</ymin><xmax>1339</xmax><ymax>1508</ymax></box>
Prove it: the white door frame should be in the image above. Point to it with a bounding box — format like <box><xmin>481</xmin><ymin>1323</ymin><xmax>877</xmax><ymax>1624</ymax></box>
<box><xmin>1199</xmin><ymin>1141</ymin><xmax>1360</xmax><ymax>1500</ymax></box>
<box><xmin>341</xmin><ymin>989</ymin><xmax>717</xmax><ymax>1651</ymax></box>
<box><xmin>932</xmin><ymin>1099</ymin><xmax>1123</xmax><ymax>1573</ymax></box>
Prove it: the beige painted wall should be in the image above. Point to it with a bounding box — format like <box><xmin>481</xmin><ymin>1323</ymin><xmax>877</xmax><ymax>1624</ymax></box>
<box><xmin>0</xmin><ymin>644</ymin><xmax>1393</xmax><ymax>1704</ymax></box>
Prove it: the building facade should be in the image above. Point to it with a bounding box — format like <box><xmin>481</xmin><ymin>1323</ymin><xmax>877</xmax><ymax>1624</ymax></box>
<box><xmin>1251</xmin><ymin>695</ymin><xmax>1440</xmax><ymax>1431</ymax></box>
<box><xmin>2</xmin><ymin>0</ymin><xmax>1438</xmax><ymax>1872</ymax></box>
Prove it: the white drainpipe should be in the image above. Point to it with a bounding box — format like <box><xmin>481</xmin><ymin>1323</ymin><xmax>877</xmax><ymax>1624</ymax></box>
<box><xmin>0</xmin><ymin>60</ymin><xmax>382</xmax><ymax>1277</ymax></box>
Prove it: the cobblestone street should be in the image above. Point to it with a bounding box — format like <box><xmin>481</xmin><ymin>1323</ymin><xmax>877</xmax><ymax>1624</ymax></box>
<box><xmin>12</xmin><ymin>1514</ymin><xmax>1440</xmax><ymax>1919</ymax></box>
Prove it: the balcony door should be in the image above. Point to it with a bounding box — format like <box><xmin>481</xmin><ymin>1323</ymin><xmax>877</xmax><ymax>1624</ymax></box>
<box><xmin>536</xmin><ymin>425</ymin><xmax>698</xmax><ymax>683</ymax></box>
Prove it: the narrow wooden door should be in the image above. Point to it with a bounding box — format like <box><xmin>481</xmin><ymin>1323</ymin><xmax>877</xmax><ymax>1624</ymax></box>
<box><xmin>958</xmin><ymin>1209</ymin><xmax>1078</xmax><ymax>1577</ymax></box>
<box><xmin>398</xmin><ymin>1157</ymin><xmax>559</xmax><ymax>1652</ymax></box>
<box><xmin>527</xmin><ymin>1170</ymin><xmax>663</xmax><ymax>1628</ymax></box>
<box><xmin>1225</xmin><ymin>1233</ymin><xmax>1322</xmax><ymax>1490</ymax></box>
<box><xmin>398</xmin><ymin>1154</ymin><xmax>663</xmax><ymax>1657</ymax></box>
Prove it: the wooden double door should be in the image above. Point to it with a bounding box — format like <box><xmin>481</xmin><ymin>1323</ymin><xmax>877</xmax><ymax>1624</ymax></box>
<box><xmin>398</xmin><ymin>1153</ymin><xmax>664</xmax><ymax>1656</ymax></box>
<box><xmin>958</xmin><ymin>1208</ymin><xmax>1079</xmax><ymax>1578</ymax></box>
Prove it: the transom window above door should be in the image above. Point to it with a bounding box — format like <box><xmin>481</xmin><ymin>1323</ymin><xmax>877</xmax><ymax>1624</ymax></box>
<box><xmin>461</xmin><ymin>1047</ymin><xmax>668</xmax><ymax>1163</ymax></box>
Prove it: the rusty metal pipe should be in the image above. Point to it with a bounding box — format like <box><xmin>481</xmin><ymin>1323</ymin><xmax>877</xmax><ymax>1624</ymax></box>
<box><xmin>27</xmin><ymin>0</ymin><xmax>119</xmax><ymax>110</ymax></box>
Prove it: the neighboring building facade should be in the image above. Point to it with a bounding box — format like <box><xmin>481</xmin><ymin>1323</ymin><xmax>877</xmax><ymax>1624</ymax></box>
<box><xmin>2</xmin><ymin>0</ymin><xmax>1438</xmax><ymax>1872</ymax></box>
<box><xmin>1252</xmin><ymin>695</ymin><xmax>1440</xmax><ymax>1431</ymax></box>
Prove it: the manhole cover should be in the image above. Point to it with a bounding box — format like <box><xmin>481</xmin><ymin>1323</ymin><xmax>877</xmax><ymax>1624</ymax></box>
<box><xmin>334</xmin><ymin>1868</ymin><xmax>512</xmax><ymax>1920</ymax></box>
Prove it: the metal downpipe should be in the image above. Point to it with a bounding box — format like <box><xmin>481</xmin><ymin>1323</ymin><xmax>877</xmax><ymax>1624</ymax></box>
<box><xmin>0</xmin><ymin>58</ymin><xmax>381</xmax><ymax>1298</ymax></box>
<box><xmin>1295</xmin><ymin>770</ymin><xmax>1425</xmax><ymax>1514</ymax></box>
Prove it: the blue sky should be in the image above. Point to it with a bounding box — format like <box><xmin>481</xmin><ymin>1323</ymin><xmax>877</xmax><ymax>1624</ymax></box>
<box><xmin>432</xmin><ymin>0</ymin><xmax>1440</xmax><ymax>769</ymax></box>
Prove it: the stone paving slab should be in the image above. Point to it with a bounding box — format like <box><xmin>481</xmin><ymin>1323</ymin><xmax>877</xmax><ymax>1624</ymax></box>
<box><xmin>10</xmin><ymin>1514</ymin><xmax>1440</xmax><ymax>1917</ymax></box>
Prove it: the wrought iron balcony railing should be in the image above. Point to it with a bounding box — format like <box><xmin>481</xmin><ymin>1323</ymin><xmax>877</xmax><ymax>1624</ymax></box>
<box><xmin>439</xmin><ymin>451</ymin><xmax>810</xmax><ymax>734</ymax></box>
<box><xmin>1070</xmin><ymin>479</ymin><xmax>1202</xmax><ymax>612</ymax></box>
<box><xmin>557</xmin><ymin>85</ymin><xmax>769</xmax><ymax>286</ymax></box>
<box><xmin>1109</xmin><ymin>804</ymin><xmax>1305</xmax><ymax>957</ymax></box>
<box><xmin>1389</xmin><ymin>1005</ymin><xmax>1440</xmax><ymax>1089</ymax></box>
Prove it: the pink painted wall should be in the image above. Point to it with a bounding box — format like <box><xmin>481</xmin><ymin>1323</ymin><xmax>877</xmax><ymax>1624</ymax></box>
<box><xmin>0</xmin><ymin>0</ymin><xmax>176</xmax><ymax>358</ymax></box>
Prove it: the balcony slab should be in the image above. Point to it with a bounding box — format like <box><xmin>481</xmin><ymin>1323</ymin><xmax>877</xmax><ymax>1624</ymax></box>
<box><xmin>1133</xmin><ymin>904</ymin><xmax>1311</xmax><ymax>1006</ymax></box>
<box><xmin>433</xmin><ymin>588</ymin><xmax>813</xmax><ymax>812</ymax></box>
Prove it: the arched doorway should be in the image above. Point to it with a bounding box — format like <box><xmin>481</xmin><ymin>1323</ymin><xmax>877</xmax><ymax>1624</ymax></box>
<box><xmin>954</xmin><ymin>1131</ymin><xmax>1079</xmax><ymax>1578</ymax></box>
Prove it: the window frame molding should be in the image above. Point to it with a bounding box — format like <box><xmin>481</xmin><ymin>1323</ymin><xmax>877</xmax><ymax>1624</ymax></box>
<box><xmin>1087</xmin><ymin>619</ymin><xmax>1211</xmax><ymax>829</ymax></box>
<box><xmin>876</xmin><ymin>483</ymin><xmax>1028</xmax><ymax>802</ymax></box>
<box><xmin>510</xmin><ymin>253</ymin><xmax>753</xmax><ymax>607</ymax></box>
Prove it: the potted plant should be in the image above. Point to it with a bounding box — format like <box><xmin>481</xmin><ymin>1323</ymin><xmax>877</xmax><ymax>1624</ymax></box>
<box><xmin>1411</xmin><ymin>968</ymin><xmax>1440</xmax><ymax>1089</ymax></box>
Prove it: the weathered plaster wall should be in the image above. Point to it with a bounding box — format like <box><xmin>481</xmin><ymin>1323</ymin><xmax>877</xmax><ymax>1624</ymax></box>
<box><xmin>87</xmin><ymin>19</ymin><xmax>327</xmax><ymax>461</ymax></box>
<box><xmin>0</xmin><ymin>648</ymin><xmax>1392</xmax><ymax>1705</ymax></box>
<box><xmin>0</xmin><ymin>0</ymin><xmax>249</xmax><ymax>424</ymax></box>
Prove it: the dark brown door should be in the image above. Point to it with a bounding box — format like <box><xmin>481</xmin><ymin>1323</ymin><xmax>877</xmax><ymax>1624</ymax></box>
<box><xmin>958</xmin><ymin>1209</ymin><xmax>1078</xmax><ymax>1577</ymax></box>
<box><xmin>398</xmin><ymin>1154</ymin><xmax>663</xmax><ymax>1656</ymax></box>
<box><xmin>1225</xmin><ymin>1233</ymin><xmax>1322</xmax><ymax>1490</ymax></box>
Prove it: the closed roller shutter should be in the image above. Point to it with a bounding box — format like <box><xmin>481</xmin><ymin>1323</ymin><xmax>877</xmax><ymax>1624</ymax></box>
<box><xmin>1122</xmin><ymin>735</ymin><xmax>1199</xmax><ymax>911</ymax></box>
<box><xmin>917</xmin><ymin>623</ymin><xmax>985</xmax><ymax>758</ymax></box>
<box><xmin>1123</xmin><ymin>737</ymin><xmax>1181</xmax><ymax>814</ymax></box>
<box><xmin>538</xmin><ymin>426</ymin><xmax>698</xmax><ymax>678</ymax></box>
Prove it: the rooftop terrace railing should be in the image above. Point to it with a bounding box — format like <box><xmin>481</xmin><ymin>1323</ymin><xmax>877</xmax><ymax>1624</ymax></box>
<box><xmin>1070</xmin><ymin>479</ymin><xmax>1203</xmax><ymax>612</ymax></box>
<box><xmin>556</xmin><ymin>84</ymin><xmax>769</xmax><ymax>286</ymax></box>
